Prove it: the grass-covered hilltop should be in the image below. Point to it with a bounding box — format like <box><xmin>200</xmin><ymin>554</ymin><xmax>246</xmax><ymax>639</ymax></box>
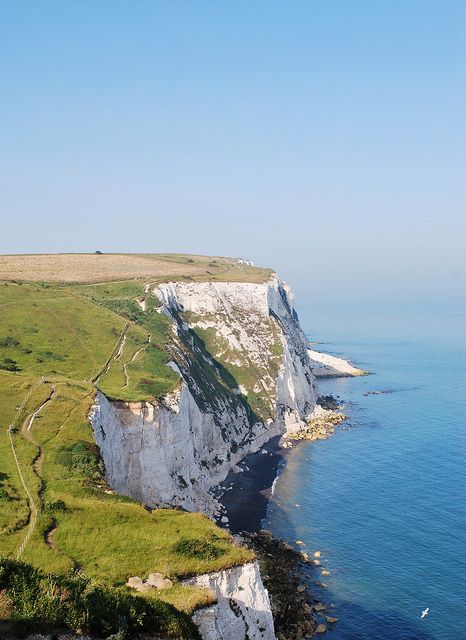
<box><xmin>0</xmin><ymin>253</ymin><xmax>278</xmax><ymax>639</ymax></box>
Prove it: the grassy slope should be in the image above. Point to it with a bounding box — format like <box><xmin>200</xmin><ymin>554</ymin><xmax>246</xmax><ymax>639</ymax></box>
<box><xmin>74</xmin><ymin>280</ymin><xmax>180</xmax><ymax>401</ymax></box>
<box><xmin>0</xmin><ymin>277</ymin><xmax>254</xmax><ymax>631</ymax></box>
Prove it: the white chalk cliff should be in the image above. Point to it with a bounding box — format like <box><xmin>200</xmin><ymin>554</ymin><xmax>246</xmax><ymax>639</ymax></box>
<box><xmin>308</xmin><ymin>348</ymin><xmax>367</xmax><ymax>377</ymax></box>
<box><xmin>90</xmin><ymin>272</ymin><xmax>322</xmax><ymax>640</ymax></box>
<box><xmin>187</xmin><ymin>561</ymin><xmax>275</xmax><ymax>640</ymax></box>
<box><xmin>91</xmin><ymin>274</ymin><xmax>318</xmax><ymax>514</ymax></box>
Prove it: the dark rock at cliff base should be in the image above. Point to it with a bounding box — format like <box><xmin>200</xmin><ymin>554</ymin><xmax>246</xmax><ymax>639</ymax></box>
<box><xmin>317</xmin><ymin>395</ymin><xmax>341</xmax><ymax>410</ymax></box>
<box><xmin>217</xmin><ymin>435</ymin><xmax>286</xmax><ymax>532</ymax></box>
<box><xmin>243</xmin><ymin>531</ymin><xmax>320</xmax><ymax>639</ymax></box>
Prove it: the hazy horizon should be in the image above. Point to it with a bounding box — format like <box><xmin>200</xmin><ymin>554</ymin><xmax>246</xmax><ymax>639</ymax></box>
<box><xmin>1</xmin><ymin>1</ymin><xmax>465</xmax><ymax>309</ymax></box>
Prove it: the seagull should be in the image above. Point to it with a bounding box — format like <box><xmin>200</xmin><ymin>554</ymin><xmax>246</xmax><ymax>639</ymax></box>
<box><xmin>421</xmin><ymin>608</ymin><xmax>429</xmax><ymax>619</ymax></box>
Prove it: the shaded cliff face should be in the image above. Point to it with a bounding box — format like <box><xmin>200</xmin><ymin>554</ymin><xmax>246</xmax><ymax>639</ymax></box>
<box><xmin>187</xmin><ymin>561</ymin><xmax>275</xmax><ymax>640</ymax></box>
<box><xmin>91</xmin><ymin>275</ymin><xmax>317</xmax><ymax>512</ymax></box>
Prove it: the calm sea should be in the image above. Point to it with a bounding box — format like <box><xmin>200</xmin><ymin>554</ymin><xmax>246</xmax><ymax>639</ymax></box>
<box><xmin>265</xmin><ymin>304</ymin><xmax>466</xmax><ymax>640</ymax></box>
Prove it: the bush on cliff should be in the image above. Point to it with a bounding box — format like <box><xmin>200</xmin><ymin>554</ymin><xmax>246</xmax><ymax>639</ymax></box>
<box><xmin>0</xmin><ymin>558</ymin><xmax>200</xmax><ymax>639</ymax></box>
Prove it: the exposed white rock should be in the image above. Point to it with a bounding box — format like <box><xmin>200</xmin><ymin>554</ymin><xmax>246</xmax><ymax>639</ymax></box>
<box><xmin>155</xmin><ymin>275</ymin><xmax>317</xmax><ymax>432</ymax></box>
<box><xmin>91</xmin><ymin>274</ymin><xmax>318</xmax><ymax>513</ymax></box>
<box><xmin>136</xmin><ymin>298</ymin><xmax>146</xmax><ymax>311</ymax></box>
<box><xmin>187</xmin><ymin>561</ymin><xmax>275</xmax><ymax>640</ymax></box>
<box><xmin>127</xmin><ymin>575</ymin><xmax>145</xmax><ymax>589</ymax></box>
<box><xmin>308</xmin><ymin>348</ymin><xmax>366</xmax><ymax>377</ymax></box>
<box><xmin>146</xmin><ymin>572</ymin><xmax>173</xmax><ymax>589</ymax></box>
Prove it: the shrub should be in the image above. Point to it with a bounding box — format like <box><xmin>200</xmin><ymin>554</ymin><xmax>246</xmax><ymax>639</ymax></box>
<box><xmin>36</xmin><ymin>350</ymin><xmax>65</xmax><ymax>362</ymax></box>
<box><xmin>0</xmin><ymin>559</ymin><xmax>199</xmax><ymax>638</ymax></box>
<box><xmin>172</xmin><ymin>538</ymin><xmax>226</xmax><ymax>561</ymax></box>
<box><xmin>0</xmin><ymin>488</ymin><xmax>10</xmax><ymax>502</ymax></box>
<box><xmin>57</xmin><ymin>441</ymin><xmax>105</xmax><ymax>484</ymax></box>
<box><xmin>0</xmin><ymin>358</ymin><xmax>20</xmax><ymax>372</ymax></box>
<box><xmin>44</xmin><ymin>500</ymin><xmax>67</xmax><ymax>513</ymax></box>
<box><xmin>0</xmin><ymin>337</ymin><xmax>20</xmax><ymax>348</ymax></box>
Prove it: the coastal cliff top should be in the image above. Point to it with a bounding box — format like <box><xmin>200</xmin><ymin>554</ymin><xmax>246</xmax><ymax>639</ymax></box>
<box><xmin>0</xmin><ymin>252</ymin><xmax>272</xmax><ymax>284</ymax></box>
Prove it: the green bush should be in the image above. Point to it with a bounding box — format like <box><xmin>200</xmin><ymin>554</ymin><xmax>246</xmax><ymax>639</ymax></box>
<box><xmin>0</xmin><ymin>558</ymin><xmax>199</xmax><ymax>638</ymax></box>
<box><xmin>0</xmin><ymin>337</ymin><xmax>20</xmax><ymax>348</ymax></box>
<box><xmin>44</xmin><ymin>500</ymin><xmax>67</xmax><ymax>513</ymax></box>
<box><xmin>57</xmin><ymin>441</ymin><xmax>105</xmax><ymax>484</ymax></box>
<box><xmin>0</xmin><ymin>357</ymin><xmax>20</xmax><ymax>372</ymax></box>
<box><xmin>36</xmin><ymin>350</ymin><xmax>65</xmax><ymax>362</ymax></box>
<box><xmin>173</xmin><ymin>538</ymin><xmax>226</xmax><ymax>561</ymax></box>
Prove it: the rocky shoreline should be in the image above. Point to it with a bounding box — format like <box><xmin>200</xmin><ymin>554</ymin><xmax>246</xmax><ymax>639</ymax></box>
<box><xmin>216</xmin><ymin>396</ymin><xmax>348</xmax><ymax>531</ymax></box>
<box><xmin>287</xmin><ymin>395</ymin><xmax>347</xmax><ymax>443</ymax></box>
<box><xmin>242</xmin><ymin>531</ymin><xmax>337</xmax><ymax>639</ymax></box>
<box><xmin>214</xmin><ymin>394</ymin><xmax>349</xmax><ymax>638</ymax></box>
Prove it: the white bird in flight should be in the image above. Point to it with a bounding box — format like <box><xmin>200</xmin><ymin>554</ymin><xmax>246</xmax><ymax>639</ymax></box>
<box><xmin>421</xmin><ymin>608</ymin><xmax>429</xmax><ymax>619</ymax></box>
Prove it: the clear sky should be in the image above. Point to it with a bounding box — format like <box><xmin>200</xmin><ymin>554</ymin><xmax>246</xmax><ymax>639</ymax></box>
<box><xmin>1</xmin><ymin>1</ymin><xmax>465</xmax><ymax>310</ymax></box>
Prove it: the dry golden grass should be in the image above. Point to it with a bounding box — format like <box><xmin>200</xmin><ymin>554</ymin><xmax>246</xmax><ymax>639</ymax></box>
<box><xmin>0</xmin><ymin>253</ymin><xmax>205</xmax><ymax>283</ymax></box>
<box><xmin>0</xmin><ymin>253</ymin><xmax>272</xmax><ymax>284</ymax></box>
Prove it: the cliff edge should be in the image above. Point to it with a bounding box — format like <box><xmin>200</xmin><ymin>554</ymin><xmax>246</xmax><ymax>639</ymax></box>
<box><xmin>91</xmin><ymin>274</ymin><xmax>318</xmax><ymax>514</ymax></box>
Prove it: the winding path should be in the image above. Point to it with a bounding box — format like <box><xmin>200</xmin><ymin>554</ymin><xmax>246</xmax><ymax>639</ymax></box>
<box><xmin>7</xmin><ymin>308</ymin><xmax>144</xmax><ymax>559</ymax></box>
<box><xmin>92</xmin><ymin>323</ymin><xmax>129</xmax><ymax>385</ymax></box>
<box><xmin>8</xmin><ymin>380</ymin><xmax>55</xmax><ymax>558</ymax></box>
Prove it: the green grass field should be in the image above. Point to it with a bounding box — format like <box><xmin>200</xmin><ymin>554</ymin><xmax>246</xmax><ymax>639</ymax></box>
<box><xmin>0</xmin><ymin>269</ymin><xmax>255</xmax><ymax>636</ymax></box>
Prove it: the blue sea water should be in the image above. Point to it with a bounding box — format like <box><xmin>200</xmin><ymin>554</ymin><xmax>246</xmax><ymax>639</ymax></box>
<box><xmin>265</xmin><ymin>305</ymin><xmax>466</xmax><ymax>640</ymax></box>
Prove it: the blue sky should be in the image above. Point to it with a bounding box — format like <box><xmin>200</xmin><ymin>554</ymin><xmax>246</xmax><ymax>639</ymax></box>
<box><xmin>1</xmin><ymin>1</ymin><xmax>465</xmax><ymax>308</ymax></box>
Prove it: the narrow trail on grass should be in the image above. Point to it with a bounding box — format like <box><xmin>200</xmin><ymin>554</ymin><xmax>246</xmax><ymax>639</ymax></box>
<box><xmin>13</xmin><ymin>378</ymin><xmax>44</xmax><ymax>422</ymax></box>
<box><xmin>44</xmin><ymin>518</ymin><xmax>58</xmax><ymax>550</ymax></box>
<box><xmin>92</xmin><ymin>323</ymin><xmax>128</xmax><ymax>386</ymax></box>
<box><xmin>115</xmin><ymin>332</ymin><xmax>127</xmax><ymax>359</ymax></box>
<box><xmin>8</xmin><ymin>426</ymin><xmax>37</xmax><ymax>558</ymax></box>
<box><xmin>122</xmin><ymin>333</ymin><xmax>151</xmax><ymax>388</ymax></box>
<box><xmin>115</xmin><ymin>332</ymin><xmax>130</xmax><ymax>387</ymax></box>
<box><xmin>131</xmin><ymin>333</ymin><xmax>151</xmax><ymax>363</ymax></box>
<box><xmin>8</xmin><ymin>381</ymin><xmax>56</xmax><ymax>558</ymax></box>
<box><xmin>26</xmin><ymin>388</ymin><xmax>55</xmax><ymax>431</ymax></box>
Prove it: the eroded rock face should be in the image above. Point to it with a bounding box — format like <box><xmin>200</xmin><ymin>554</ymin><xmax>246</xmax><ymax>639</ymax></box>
<box><xmin>186</xmin><ymin>561</ymin><xmax>275</xmax><ymax>640</ymax></box>
<box><xmin>91</xmin><ymin>274</ymin><xmax>317</xmax><ymax>513</ymax></box>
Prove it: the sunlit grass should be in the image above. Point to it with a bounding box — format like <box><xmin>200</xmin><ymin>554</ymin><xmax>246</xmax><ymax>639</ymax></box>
<box><xmin>0</xmin><ymin>274</ymin><xmax>255</xmax><ymax>622</ymax></box>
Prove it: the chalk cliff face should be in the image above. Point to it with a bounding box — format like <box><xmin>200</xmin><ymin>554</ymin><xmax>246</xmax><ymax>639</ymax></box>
<box><xmin>187</xmin><ymin>561</ymin><xmax>275</xmax><ymax>640</ymax></box>
<box><xmin>91</xmin><ymin>274</ymin><xmax>317</xmax><ymax>513</ymax></box>
<box><xmin>308</xmin><ymin>348</ymin><xmax>367</xmax><ymax>378</ymax></box>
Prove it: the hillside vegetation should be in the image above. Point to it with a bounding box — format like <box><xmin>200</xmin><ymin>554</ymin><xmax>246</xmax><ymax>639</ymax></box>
<box><xmin>0</xmin><ymin>262</ymin><xmax>258</xmax><ymax>637</ymax></box>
